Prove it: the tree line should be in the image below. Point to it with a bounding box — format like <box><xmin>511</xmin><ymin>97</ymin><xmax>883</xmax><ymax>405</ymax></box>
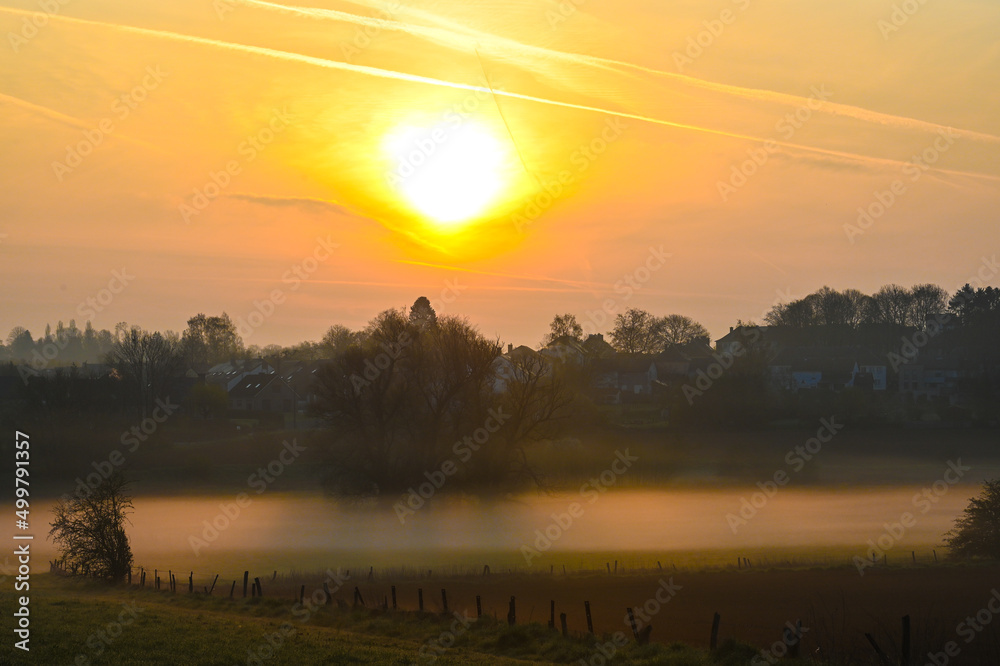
<box><xmin>5</xmin><ymin>282</ymin><xmax>996</xmax><ymax>371</ymax></box>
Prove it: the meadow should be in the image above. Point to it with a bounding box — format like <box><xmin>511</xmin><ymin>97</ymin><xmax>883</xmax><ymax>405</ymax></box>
<box><xmin>9</xmin><ymin>561</ymin><xmax>1000</xmax><ymax>665</ymax></box>
<box><xmin>13</xmin><ymin>421</ymin><xmax>1000</xmax><ymax>664</ymax></box>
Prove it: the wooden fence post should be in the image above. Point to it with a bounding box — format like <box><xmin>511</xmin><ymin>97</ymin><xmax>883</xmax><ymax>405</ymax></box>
<box><xmin>507</xmin><ymin>596</ymin><xmax>516</xmax><ymax>626</ymax></box>
<box><xmin>391</xmin><ymin>585</ymin><xmax>397</xmax><ymax>610</ymax></box>
<box><xmin>230</xmin><ymin>581</ymin><xmax>236</xmax><ymax>598</ymax></box>
<box><xmin>560</xmin><ymin>613</ymin><xmax>568</xmax><ymax>637</ymax></box>
<box><xmin>902</xmin><ymin>615</ymin><xmax>911</xmax><ymax>666</ymax></box>
<box><xmin>243</xmin><ymin>571</ymin><xmax>249</xmax><ymax>598</ymax></box>
<box><xmin>788</xmin><ymin>620</ymin><xmax>802</xmax><ymax>658</ymax></box>
<box><xmin>476</xmin><ymin>595</ymin><xmax>482</xmax><ymax>619</ymax></box>
<box><xmin>626</xmin><ymin>608</ymin><xmax>639</xmax><ymax>641</ymax></box>
<box><xmin>255</xmin><ymin>577</ymin><xmax>262</xmax><ymax>597</ymax></box>
<box><xmin>188</xmin><ymin>572</ymin><xmax>193</xmax><ymax>593</ymax></box>
<box><xmin>549</xmin><ymin>600</ymin><xmax>555</xmax><ymax>629</ymax></box>
<box><xmin>209</xmin><ymin>574</ymin><xmax>219</xmax><ymax>595</ymax></box>
<box><xmin>710</xmin><ymin>612</ymin><xmax>721</xmax><ymax>650</ymax></box>
<box><xmin>353</xmin><ymin>586</ymin><xmax>364</xmax><ymax>608</ymax></box>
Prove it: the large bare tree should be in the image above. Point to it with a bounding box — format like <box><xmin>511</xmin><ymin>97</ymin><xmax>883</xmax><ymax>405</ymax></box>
<box><xmin>313</xmin><ymin>302</ymin><xmax>568</xmax><ymax>495</ymax></box>
<box><xmin>109</xmin><ymin>326</ymin><xmax>181</xmax><ymax>419</ymax></box>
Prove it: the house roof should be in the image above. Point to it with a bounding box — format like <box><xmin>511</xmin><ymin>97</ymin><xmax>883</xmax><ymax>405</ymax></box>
<box><xmin>229</xmin><ymin>374</ymin><xmax>284</xmax><ymax>399</ymax></box>
<box><xmin>506</xmin><ymin>345</ymin><xmax>542</xmax><ymax>361</ymax></box>
<box><xmin>581</xmin><ymin>334</ymin><xmax>615</xmax><ymax>357</ymax></box>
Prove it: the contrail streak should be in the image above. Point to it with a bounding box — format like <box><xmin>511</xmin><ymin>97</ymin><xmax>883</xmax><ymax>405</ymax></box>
<box><xmin>318</xmin><ymin>0</ymin><xmax>1000</xmax><ymax>144</ymax></box>
<box><xmin>0</xmin><ymin>91</ymin><xmax>159</xmax><ymax>151</ymax></box>
<box><xmin>3</xmin><ymin>7</ymin><xmax>998</xmax><ymax>185</ymax></box>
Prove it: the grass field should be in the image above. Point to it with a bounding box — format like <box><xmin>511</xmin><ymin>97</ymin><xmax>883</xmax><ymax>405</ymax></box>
<box><xmin>6</xmin><ymin>563</ymin><xmax>1000</xmax><ymax>665</ymax></box>
<box><xmin>7</xmin><ymin>574</ymin><xmax>761</xmax><ymax>666</ymax></box>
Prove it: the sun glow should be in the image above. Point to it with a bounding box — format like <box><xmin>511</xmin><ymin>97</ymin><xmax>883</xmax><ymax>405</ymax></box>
<box><xmin>385</xmin><ymin>120</ymin><xmax>508</xmax><ymax>229</ymax></box>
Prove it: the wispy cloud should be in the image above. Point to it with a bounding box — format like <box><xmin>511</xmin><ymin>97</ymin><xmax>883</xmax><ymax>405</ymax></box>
<box><xmin>226</xmin><ymin>193</ymin><xmax>352</xmax><ymax>215</ymax></box>
<box><xmin>5</xmin><ymin>6</ymin><xmax>997</xmax><ymax>186</ymax></box>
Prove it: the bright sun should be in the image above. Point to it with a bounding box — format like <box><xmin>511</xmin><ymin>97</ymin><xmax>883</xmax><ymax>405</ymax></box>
<box><xmin>385</xmin><ymin>120</ymin><xmax>507</xmax><ymax>229</ymax></box>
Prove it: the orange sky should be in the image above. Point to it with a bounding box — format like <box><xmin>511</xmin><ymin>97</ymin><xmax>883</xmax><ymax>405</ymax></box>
<box><xmin>1</xmin><ymin>0</ymin><xmax>998</xmax><ymax>348</ymax></box>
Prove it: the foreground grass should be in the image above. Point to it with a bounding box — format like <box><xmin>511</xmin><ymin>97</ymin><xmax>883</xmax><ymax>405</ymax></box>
<box><xmin>5</xmin><ymin>574</ymin><xmax>798</xmax><ymax>665</ymax></box>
